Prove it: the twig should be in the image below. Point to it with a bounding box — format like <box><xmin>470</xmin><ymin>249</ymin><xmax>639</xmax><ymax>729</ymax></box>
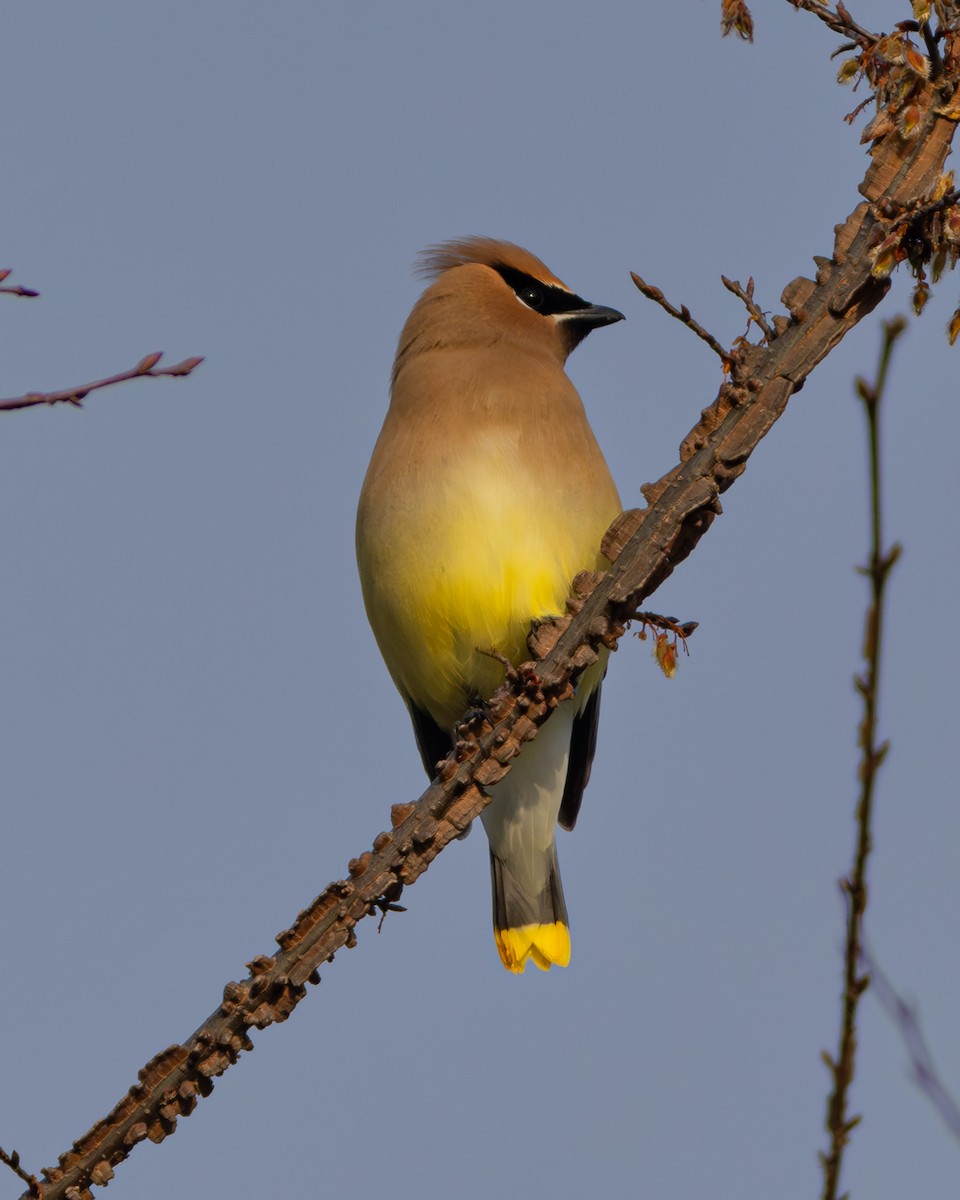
<box><xmin>844</xmin><ymin>94</ymin><xmax>877</xmax><ymax>125</ymax></box>
<box><xmin>629</xmin><ymin>611</ymin><xmax>698</xmax><ymax>643</ymax></box>
<box><xmin>1</xmin><ymin>1146</ymin><xmax>42</xmax><ymax>1199</ymax></box>
<box><xmin>787</xmin><ymin>0</ymin><xmax>877</xmax><ymax>47</ymax></box>
<box><xmin>630</xmin><ymin>610</ymin><xmax>698</xmax><ymax>678</ymax></box>
<box><xmin>721</xmin><ymin>275</ymin><xmax>776</xmax><ymax>341</ymax></box>
<box><xmin>630</xmin><ymin>273</ymin><xmax>731</xmax><ymax>366</ymax></box>
<box><xmin>819</xmin><ymin>315</ymin><xmax>905</xmax><ymax>1200</ymax></box>
<box><xmin>0</xmin><ymin>268</ymin><xmax>39</xmax><ymax>298</ymax></box>
<box><xmin>861</xmin><ymin>943</ymin><xmax>960</xmax><ymax>1142</ymax></box>
<box><xmin>0</xmin><ymin>352</ymin><xmax>204</xmax><ymax>413</ymax></box>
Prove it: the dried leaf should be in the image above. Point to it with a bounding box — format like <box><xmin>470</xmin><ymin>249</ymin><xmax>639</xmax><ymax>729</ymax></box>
<box><xmin>934</xmin><ymin>91</ymin><xmax>960</xmax><ymax>120</ymax></box>
<box><xmin>870</xmin><ymin>232</ymin><xmax>906</xmax><ymax>278</ymax></box>
<box><xmin>875</xmin><ymin>34</ymin><xmax>906</xmax><ymax>66</ymax></box>
<box><xmin>837</xmin><ymin>58</ymin><xmax>861</xmax><ymax>85</ymax></box>
<box><xmin>904</xmin><ymin>44</ymin><xmax>930</xmax><ymax>78</ymax></box>
<box><xmin>861</xmin><ymin>109</ymin><xmax>895</xmax><ymax>144</ymax></box>
<box><xmin>720</xmin><ymin>0</ymin><xmax>754</xmax><ymax>41</ymax></box>
<box><xmin>943</xmin><ymin>208</ymin><xmax>960</xmax><ymax>243</ymax></box>
<box><xmin>654</xmin><ymin>632</ymin><xmax>678</xmax><ymax>679</ymax></box>
<box><xmin>898</xmin><ymin>104</ymin><xmax>923</xmax><ymax>138</ymax></box>
<box><xmin>931</xmin><ymin>170</ymin><xmax>955</xmax><ymax>202</ymax></box>
<box><xmin>948</xmin><ymin>308</ymin><xmax>960</xmax><ymax>345</ymax></box>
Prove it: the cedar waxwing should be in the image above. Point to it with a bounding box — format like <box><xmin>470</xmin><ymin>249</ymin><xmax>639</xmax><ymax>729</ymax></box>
<box><xmin>356</xmin><ymin>237</ymin><xmax>622</xmax><ymax>973</ymax></box>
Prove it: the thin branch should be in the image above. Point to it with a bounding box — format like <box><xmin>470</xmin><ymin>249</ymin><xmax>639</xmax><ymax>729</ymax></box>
<box><xmin>25</xmin><ymin>36</ymin><xmax>960</xmax><ymax>1200</ymax></box>
<box><xmin>787</xmin><ymin>0</ymin><xmax>878</xmax><ymax>47</ymax></box>
<box><xmin>0</xmin><ymin>268</ymin><xmax>39</xmax><ymax>299</ymax></box>
<box><xmin>629</xmin><ymin>273</ymin><xmax>731</xmax><ymax>365</ymax></box>
<box><xmin>732</xmin><ymin>0</ymin><xmax>879</xmax><ymax>45</ymax></box>
<box><xmin>844</xmin><ymin>93</ymin><xmax>878</xmax><ymax>126</ymax></box>
<box><xmin>0</xmin><ymin>353</ymin><xmax>204</xmax><ymax>413</ymax></box>
<box><xmin>630</xmin><ymin>610</ymin><xmax>698</xmax><ymax>679</ymax></box>
<box><xmin>860</xmin><ymin>942</ymin><xmax>960</xmax><ymax>1142</ymax></box>
<box><xmin>819</xmin><ymin>316</ymin><xmax>905</xmax><ymax>1200</ymax></box>
<box><xmin>1</xmin><ymin>1146</ymin><xmax>42</xmax><ymax>1199</ymax></box>
<box><xmin>721</xmin><ymin>274</ymin><xmax>776</xmax><ymax>342</ymax></box>
<box><xmin>629</xmin><ymin>611</ymin><xmax>698</xmax><ymax>642</ymax></box>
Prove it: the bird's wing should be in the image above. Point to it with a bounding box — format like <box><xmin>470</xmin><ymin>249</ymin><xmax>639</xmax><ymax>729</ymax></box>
<box><xmin>558</xmin><ymin>681</ymin><xmax>603</xmax><ymax>831</ymax></box>
<box><xmin>409</xmin><ymin>701</ymin><xmax>455</xmax><ymax>780</ymax></box>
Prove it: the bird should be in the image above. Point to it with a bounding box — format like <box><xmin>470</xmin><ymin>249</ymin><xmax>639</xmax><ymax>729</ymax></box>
<box><xmin>356</xmin><ymin>237</ymin><xmax>622</xmax><ymax>973</ymax></box>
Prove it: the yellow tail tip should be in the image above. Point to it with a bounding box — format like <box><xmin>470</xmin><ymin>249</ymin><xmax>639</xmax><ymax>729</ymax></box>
<box><xmin>494</xmin><ymin>922</ymin><xmax>571</xmax><ymax>974</ymax></box>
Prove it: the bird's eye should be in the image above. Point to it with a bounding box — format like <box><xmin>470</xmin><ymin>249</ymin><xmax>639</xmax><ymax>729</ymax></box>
<box><xmin>519</xmin><ymin>284</ymin><xmax>545</xmax><ymax>310</ymax></box>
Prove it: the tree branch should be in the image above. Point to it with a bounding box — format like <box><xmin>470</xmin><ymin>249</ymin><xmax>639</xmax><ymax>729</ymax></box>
<box><xmin>629</xmin><ymin>273</ymin><xmax>730</xmax><ymax>365</ymax></box>
<box><xmin>22</xmin><ymin>13</ymin><xmax>960</xmax><ymax>1199</ymax></box>
<box><xmin>0</xmin><ymin>268</ymin><xmax>39</xmax><ymax>299</ymax></box>
<box><xmin>0</xmin><ymin>1146</ymin><xmax>41</xmax><ymax>1199</ymax></box>
<box><xmin>0</xmin><ymin>353</ymin><xmax>204</xmax><ymax>413</ymax></box>
<box><xmin>819</xmin><ymin>316</ymin><xmax>905</xmax><ymax>1200</ymax></box>
<box><xmin>721</xmin><ymin>274</ymin><xmax>777</xmax><ymax>343</ymax></box>
<box><xmin>861</xmin><ymin>942</ymin><xmax>960</xmax><ymax>1142</ymax></box>
<box><xmin>788</xmin><ymin>0</ymin><xmax>878</xmax><ymax>47</ymax></box>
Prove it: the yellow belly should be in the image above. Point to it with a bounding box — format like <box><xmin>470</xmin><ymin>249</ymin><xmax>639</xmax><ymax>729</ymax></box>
<box><xmin>358</xmin><ymin>436</ymin><xmax>617</xmax><ymax>731</ymax></box>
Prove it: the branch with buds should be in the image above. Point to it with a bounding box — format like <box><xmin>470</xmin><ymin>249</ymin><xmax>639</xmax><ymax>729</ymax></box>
<box><xmin>0</xmin><ymin>353</ymin><xmax>204</xmax><ymax>413</ymax></box>
<box><xmin>0</xmin><ymin>268</ymin><xmax>40</xmax><ymax>299</ymax></box>
<box><xmin>819</xmin><ymin>316</ymin><xmax>904</xmax><ymax>1200</ymax></box>
<box><xmin>0</xmin><ymin>1146</ymin><xmax>41</xmax><ymax>1200</ymax></box>
<box><xmin>0</xmin><ymin>269</ymin><xmax>203</xmax><ymax>413</ymax></box>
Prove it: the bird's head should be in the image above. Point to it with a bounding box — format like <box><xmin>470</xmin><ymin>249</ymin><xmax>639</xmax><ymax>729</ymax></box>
<box><xmin>396</xmin><ymin>237</ymin><xmax>623</xmax><ymax>372</ymax></box>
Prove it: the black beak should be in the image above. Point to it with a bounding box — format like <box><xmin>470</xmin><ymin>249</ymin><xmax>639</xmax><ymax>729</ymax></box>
<box><xmin>559</xmin><ymin>300</ymin><xmax>624</xmax><ymax>353</ymax></box>
<box><xmin>571</xmin><ymin>302</ymin><xmax>625</xmax><ymax>329</ymax></box>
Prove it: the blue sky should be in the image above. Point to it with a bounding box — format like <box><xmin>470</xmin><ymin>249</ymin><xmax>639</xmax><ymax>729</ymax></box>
<box><xmin>2</xmin><ymin>3</ymin><xmax>958</xmax><ymax>1197</ymax></box>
